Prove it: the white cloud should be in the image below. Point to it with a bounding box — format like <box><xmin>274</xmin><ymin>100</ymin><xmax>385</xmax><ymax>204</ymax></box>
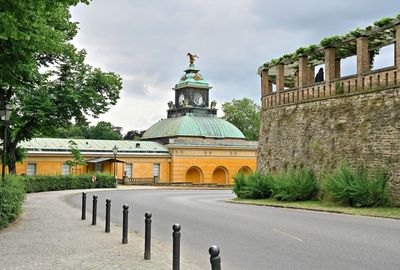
<box><xmin>70</xmin><ymin>0</ymin><xmax>400</xmax><ymax>133</ymax></box>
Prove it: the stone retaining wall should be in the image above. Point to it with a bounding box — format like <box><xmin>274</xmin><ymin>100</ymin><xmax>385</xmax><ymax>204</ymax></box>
<box><xmin>257</xmin><ymin>86</ymin><xmax>400</xmax><ymax>204</ymax></box>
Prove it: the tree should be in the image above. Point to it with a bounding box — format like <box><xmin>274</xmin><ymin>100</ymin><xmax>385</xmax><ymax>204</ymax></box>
<box><xmin>123</xmin><ymin>130</ymin><xmax>146</xmax><ymax>140</ymax></box>
<box><xmin>40</xmin><ymin>121</ymin><xmax>122</xmax><ymax>140</ymax></box>
<box><xmin>221</xmin><ymin>98</ymin><xmax>260</xmax><ymax>141</ymax></box>
<box><xmin>86</xmin><ymin>121</ymin><xmax>122</xmax><ymax>140</ymax></box>
<box><xmin>0</xmin><ymin>0</ymin><xmax>123</xmax><ymax>173</ymax></box>
<box><xmin>65</xmin><ymin>140</ymin><xmax>87</xmax><ymax>174</ymax></box>
<box><xmin>42</xmin><ymin>124</ymin><xmax>88</xmax><ymax>139</ymax></box>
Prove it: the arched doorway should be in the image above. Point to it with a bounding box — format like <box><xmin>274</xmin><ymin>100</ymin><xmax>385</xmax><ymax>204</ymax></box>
<box><xmin>239</xmin><ymin>166</ymin><xmax>252</xmax><ymax>176</ymax></box>
<box><xmin>212</xmin><ymin>167</ymin><xmax>228</xmax><ymax>184</ymax></box>
<box><xmin>185</xmin><ymin>167</ymin><xmax>203</xmax><ymax>183</ymax></box>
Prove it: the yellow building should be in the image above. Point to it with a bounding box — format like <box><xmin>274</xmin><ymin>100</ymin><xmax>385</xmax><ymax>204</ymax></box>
<box><xmin>18</xmin><ymin>139</ymin><xmax>170</xmax><ymax>182</ymax></box>
<box><xmin>16</xmin><ymin>60</ymin><xmax>257</xmax><ymax>184</ymax></box>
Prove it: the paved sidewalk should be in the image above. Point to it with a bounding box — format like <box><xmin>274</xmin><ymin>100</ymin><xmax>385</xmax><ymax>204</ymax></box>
<box><xmin>0</xmin><ymin>189</ymin><xmax>203</xmax><ymax>270</ymax></box>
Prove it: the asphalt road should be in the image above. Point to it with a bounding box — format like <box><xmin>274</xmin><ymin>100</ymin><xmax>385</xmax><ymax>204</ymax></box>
<box><xmin>66</xmin><ymin>189</ymin><xmax>400</xmax><ymax>270</ymax></box>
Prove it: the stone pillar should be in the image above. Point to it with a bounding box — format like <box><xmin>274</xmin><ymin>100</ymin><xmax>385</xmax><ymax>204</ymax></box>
<box><xmin>298</xmin><ymin>55</ymin><xmax>308</xmax><ymax>88</ymax></box>
<box><xmin>261</xmin><ymin>69</ymin><xmax>271</xmax><ymax>97</ymax></box>
<box><xmin>396</xmin><ymin>24</ymin><xmax>400</xmax><ymax>70</ymax></box>
<box><xmin>294</xmin><ymin>70</ymin><xmax>299</xmax><ymax>88</ymax></box>
<box><xmin>276</xmin><ymin>64</ymin><xmax>284</xmax><ymax>92</ymax></box>
<box><xmin>357</xmin><ymin>36</ymin><xmax>370</xmax><ymax>75</ymax></box>
<box><xmin>335</xmin><ymin>58</ymin><xmax>341</xmax><ymax>79</ymax></box>
<box><xmin>308</xmin><ymin>65</ymin><xmax>315</xmax><ymax>84</ymax></box>
<box><xmin>324</xmin><ymin>47</ymin><xmax>336</xmax><ymax>81</ymax></box>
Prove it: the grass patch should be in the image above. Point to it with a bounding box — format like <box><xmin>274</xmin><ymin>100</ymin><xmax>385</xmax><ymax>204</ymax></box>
<box><xmin>229</xmin><ymin>197</ymin><xmax>400</xmax><ymax>219</ymax></box>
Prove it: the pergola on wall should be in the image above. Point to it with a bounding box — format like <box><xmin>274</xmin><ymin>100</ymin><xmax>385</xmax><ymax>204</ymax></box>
<box><xmin>259</xmin><ymin>16</ymin><xmax>400</xmax><ymax>109</ymax></box>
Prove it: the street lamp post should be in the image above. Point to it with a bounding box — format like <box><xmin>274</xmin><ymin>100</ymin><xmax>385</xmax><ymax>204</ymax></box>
<box><xmin>1</xmin><ymin>104</ymin><xmax>12</xmax><ymax>181</ymax></box>
<box><xmin>112</xmin><ymin>145</ymin><xmax>118</xmax><ymax>185</ymax></box>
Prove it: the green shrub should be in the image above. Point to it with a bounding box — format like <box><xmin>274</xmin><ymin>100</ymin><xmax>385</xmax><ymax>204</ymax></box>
<box><xmin>270</xmin><ymin>168</ymin><xmax>318</xmax><ymax>201</ymax></box>
<box><xmin>335</xmin><ymin>81</ymin><xmax>344</xmax><ymax>95</ymax></box>
<box><xmin>22</xmin><ymin>173</ymin><xmax>116</xmax><ymax>193</ymax></box>
<box><xmin>233</xmin><ymin>172</ymin><xmax>272</xmax><ymax>199</ymax></box>
<box><xmin>323</xmin><ymin>164</ymin><xmax>389</xmax><ymax>207</ymax></box>
<box><xmin>0</xmin><ymin>175</ymin><xmax>26</xmax><ymax>229</ymax></box>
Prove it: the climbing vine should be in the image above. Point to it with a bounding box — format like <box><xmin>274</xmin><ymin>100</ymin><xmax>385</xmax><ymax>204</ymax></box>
<box><xmin>261</xmin><ymin>15</ymin><xmax>399</xmax><ymax>72</ymax></box>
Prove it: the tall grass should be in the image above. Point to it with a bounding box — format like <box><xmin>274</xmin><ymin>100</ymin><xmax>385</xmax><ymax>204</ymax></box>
<box><xmin>323</xmin><ymin>164</ymin><xmax>390</xmax><ymax>207</ymax></box>
<box><xmin>271</xmin><ymin>168</ymin><xmax>318</xmax><ymax>201</ymax></box>
<box><xmin>233</xmin><ymin>164</ymin><xmax>390</xmax><ymax>207</ymax></box>
<box><xmin>233</xmin><ymin>172</ymin><xmax>272</xmax><ymax>199</ymax></box>
<box><xmin>233</xmin><ymin>168</ymin><xmax>318</xmax><ymax>201</ymax></box>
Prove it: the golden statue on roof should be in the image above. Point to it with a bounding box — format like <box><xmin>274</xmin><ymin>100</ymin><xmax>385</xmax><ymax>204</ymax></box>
<box><xmin>187</xmin><ymin>52</ymin><xmax>199</xmax><ymax>64</ymax></box>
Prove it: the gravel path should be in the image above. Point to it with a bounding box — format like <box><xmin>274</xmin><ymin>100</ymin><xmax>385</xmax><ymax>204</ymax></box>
<box><xmin>0</xmin><ymin>188</ymin><xmax>202</xmax><ymax>270</ymax></box>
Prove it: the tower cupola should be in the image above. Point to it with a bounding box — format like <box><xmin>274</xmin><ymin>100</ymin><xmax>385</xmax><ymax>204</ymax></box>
<box><xmin>167</xmin><ymin>54</ymin><xmax>216</xmax><ymax>118</ymax></box>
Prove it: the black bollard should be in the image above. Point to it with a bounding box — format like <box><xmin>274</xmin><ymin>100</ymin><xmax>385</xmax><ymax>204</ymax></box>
<box><xmin>105</xmin><ymin>199</ymin><xmax>111</xmax><ymax>233</ymax></box>
<box><xmin>122</xmin><ymin>204</ymin><xmax>129</xmax><ymax>244</ymax></box>
<box><xmin>209</xmin><ymin>245</ymin><xmax>221</xmax><ymax>270</ymax></box>
<box><xmin>144</xmin><ymin>212</ymin><xmax>152</xmax><ymax>260</ymax></box>
<box><xmin>172</xmin><ymin>224</ymin><xmax>181</xmax><ymax>270</ymax></box>
<box><xmin>81</xmin><ymin>192</ymin><xmax>86</xmax><ymax>220</ymax></box>
<box><xmin>92</xmin><ymin>195</ymin><xmax>98</xmax><ymax>225</ymax></box>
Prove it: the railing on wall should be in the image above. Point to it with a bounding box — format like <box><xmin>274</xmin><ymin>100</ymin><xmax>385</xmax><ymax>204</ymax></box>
<box><xmin>123</xmin><ymin>176</ymin><xmax>159</xmax><ymax>185</ymax></box>
<box><xmin>262</xmin><ymin>66</ymin><xmax>398</xmax><ymax>109</ymax></box>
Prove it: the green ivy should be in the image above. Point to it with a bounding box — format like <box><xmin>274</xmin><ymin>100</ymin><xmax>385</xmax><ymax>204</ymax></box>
<box><xmin>373</xmin><ymin>17</ymin><xmax>395</xmax><ymax>27</ymax></box>
<box><xmin>349</xmin><ymin>27</ymin><xmax>364</xmax><ymax>38</ymax></box>
<box><xmin>320</xmin><ymin>35</ymin><xmax>343</xmax><ymax>48</ymax></box>
<box><xmin>263</xmin><ymin>15</ymin><xmax>398</xmax><ymax>71</ymax></box>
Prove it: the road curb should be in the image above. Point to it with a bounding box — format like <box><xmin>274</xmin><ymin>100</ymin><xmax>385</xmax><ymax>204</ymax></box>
<box><xmin>225</xmin><ymin>199</ymin><xmax>400</xmax><ymax>220</ymax></box>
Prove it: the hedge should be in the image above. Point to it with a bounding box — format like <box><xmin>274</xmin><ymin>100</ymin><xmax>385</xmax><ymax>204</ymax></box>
<box><xmin>0</xmin><ymin>173</ymin><xmax>115</xmax><ymax>230</ymax></box>
<box><xmin>22</xmin><ymin>173</ymin><xmax>116</xmax><ymax>193</ymax></box>
<box><xmin>0</xmin><ymin>175</ymin><xmax>26</xmax><ymax>229</ymax></box>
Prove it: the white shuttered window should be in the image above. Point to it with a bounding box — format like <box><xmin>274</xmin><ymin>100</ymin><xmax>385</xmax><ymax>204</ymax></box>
<box><xmin>125</xmin><ymin>163</ymin><xmax>132</xmax><ymax>178</ymax></box>
<box><xmin>153</xmin><ymin>163</ymin><xmax>160</xmax><ymax>177</ymax></box>
<box><xmin>62</xmin><ymin>163</ymin><xmax>71</xmax><ymax>175</ymax></box>
<box><xmin>27</xmin><ymin>163</ymin><xmax>36</xmax><ymax>176</ymax></box>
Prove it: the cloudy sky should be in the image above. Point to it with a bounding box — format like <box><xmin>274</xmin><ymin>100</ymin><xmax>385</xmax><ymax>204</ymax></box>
<box><xmin>70</xmin><ymin>0</ymin><xmax>399</xmax><ymax>133</ymax></box>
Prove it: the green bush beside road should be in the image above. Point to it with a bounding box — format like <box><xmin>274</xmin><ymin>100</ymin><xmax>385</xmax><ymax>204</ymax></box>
<box><xmin>232</xmin><ymin>172</ymin><xmax>272</xmax><ymax>199</ymax></box>
<box><xmin>0</xmin><ymin>176</ymin><xmax>26</xmax><ymax>229</ymax></box>
<box><xmin>0</xmin><ymin>173</ymin><xmax>115</xmax><ymax>229</ymax></box>
<box><xmin>323</xmin><ymin>164</ymin><xmax>389</xmax><ymax>207</ymax></box>
<box><xmin>270</xmin><ymin>168</ymin><xmax>318</xmax><ymax>201</ymax></box>
<box><xmin>22</xmin><ymin>173</ymin><xmax>116</xmax><ymax>193</ymax></box>
<box><xmin>233</xmin><ymin>164</ymin><xmax>391</xmax><ymax>207</ymax></box>
<box><xmin>234</xmin><ymin>168</ymin><xmax>319</xmax><ymax>202</ymax></box>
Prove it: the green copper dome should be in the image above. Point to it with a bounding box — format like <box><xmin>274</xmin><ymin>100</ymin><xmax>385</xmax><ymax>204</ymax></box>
<box><xmin>142</xmin><ymin>115</ymin><xmax>245</xmax><ymax>139</ymax></box>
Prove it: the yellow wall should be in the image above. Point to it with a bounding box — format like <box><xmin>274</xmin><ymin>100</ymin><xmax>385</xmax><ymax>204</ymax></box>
<box><xmin>15</xmin><ymin>155</ymin><xmax>170</xmax><ymax>182</ymax></box>
<box><xmin>13</xmin><ymin>145</ymin><xmax>256</xmax><ymax>185</ymax></box>
<box><xmin>168</xmin><ymin>146</ymin><xmax>257</xmax><ymax>184</ymax></box>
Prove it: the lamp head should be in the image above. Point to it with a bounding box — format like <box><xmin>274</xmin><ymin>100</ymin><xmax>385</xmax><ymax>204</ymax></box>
<box><xmin>112</xmin><ymin>145</ymin><xmax>118</xmax><ymax>157</ymax></box>
<box><xmin>0</xmin><ymin>104</ymin><xmax>11</xmax><ymax>121</ymax></box>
